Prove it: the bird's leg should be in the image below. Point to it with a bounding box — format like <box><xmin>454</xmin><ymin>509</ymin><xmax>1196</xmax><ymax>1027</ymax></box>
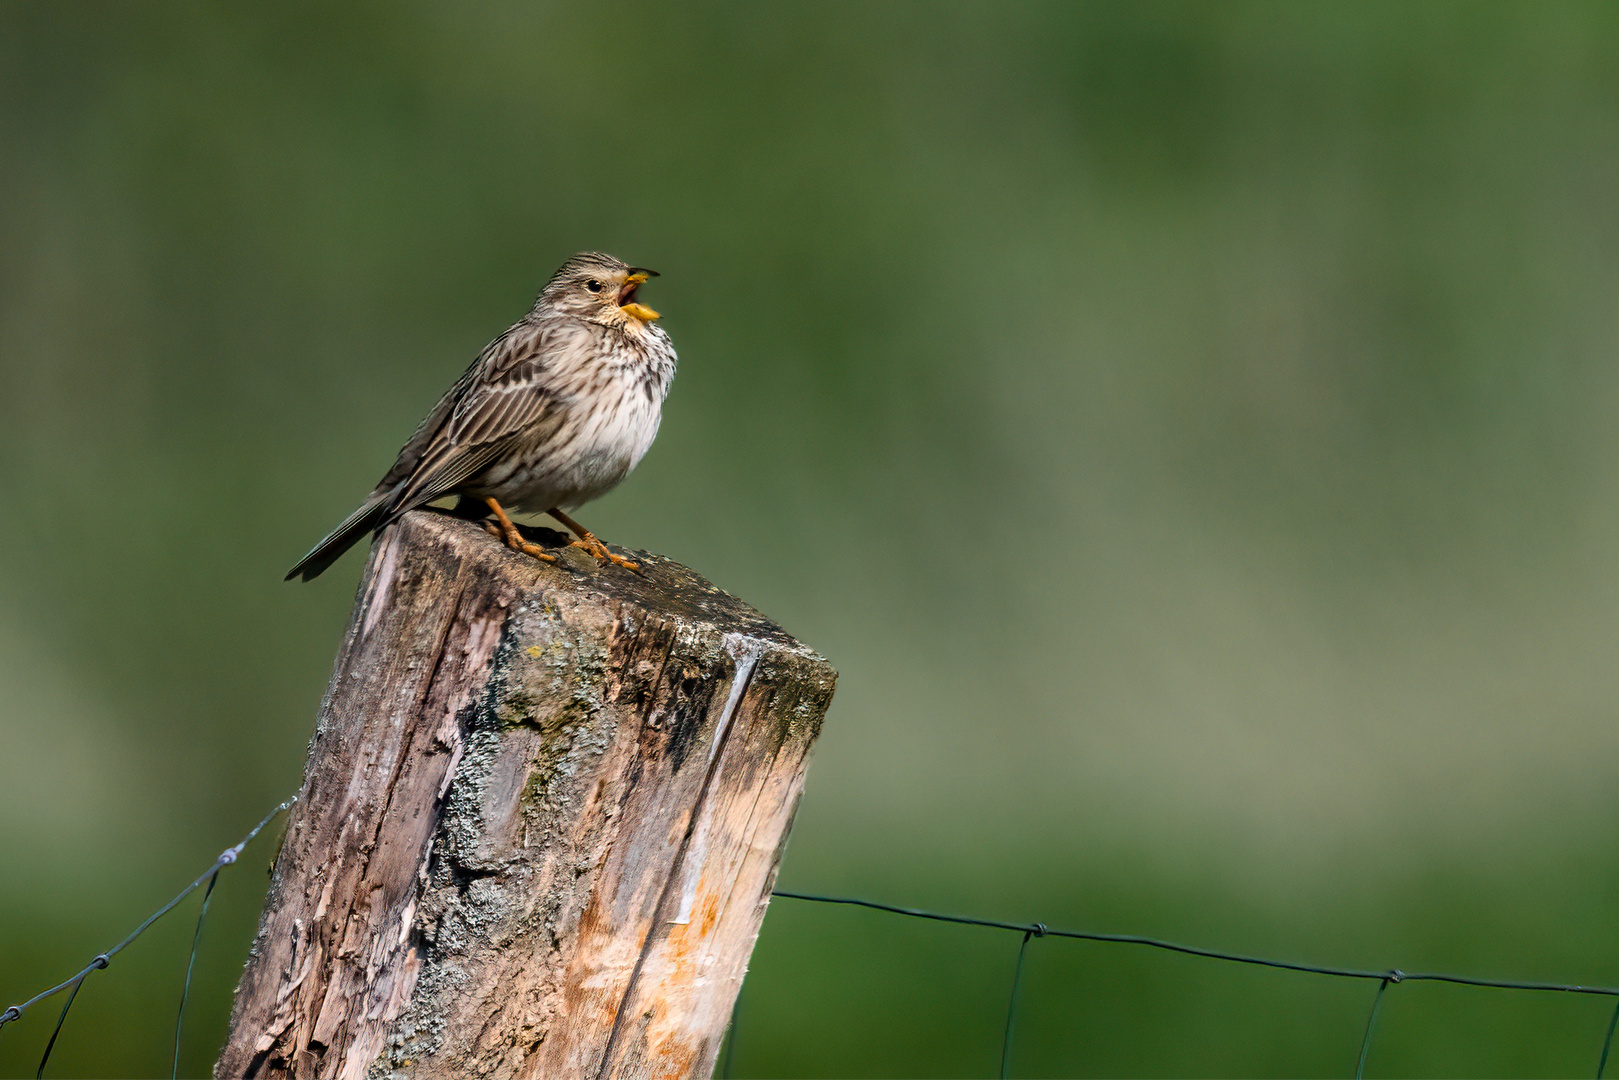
<box><xmin>483</xmin><ymin>496</ymin><xmax>555</xmax><ymax>563</ymax></box>
<box><xmin>547</xmin><ymin>507</ymin><xmax>640</xmax><ymax>572</ymax></box>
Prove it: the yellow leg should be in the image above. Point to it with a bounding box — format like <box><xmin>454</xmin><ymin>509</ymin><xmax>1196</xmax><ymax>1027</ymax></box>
<box><xmin>483</xmin><ymin>497</ymin><xmax>555</xmax><ymax>563</ymax></box>
<box><xmin>547</xmin><ymin>507</ymin><xmax>640</xmax><ymax>572</ymax></box>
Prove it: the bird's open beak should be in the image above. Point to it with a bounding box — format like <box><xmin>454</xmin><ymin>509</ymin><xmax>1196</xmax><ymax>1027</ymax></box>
<box><xmin>619</xmin><ymin>269</ymin><xmax>660</xmax><ymax>322</ymax></box>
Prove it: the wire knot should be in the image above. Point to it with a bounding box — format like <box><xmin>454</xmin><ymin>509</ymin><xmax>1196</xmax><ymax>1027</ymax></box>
<box><xmin>91</xmin><ymin>954</ymin><xmax>110</xmax><ymax>970</ymax></box>
<box><xmin>1029</xmin><ymin>922</ymin><xmax>1048</xmax><ymax>937</ymax></box>
<box><xmin>1386</xmin><ymin>969</ymin><xmax>1404</xmax><ymax>983</ymax></box>
<box><xmin>1</xmin><ymin>1004</ymin><xmax>20</xmax><ymax>1024</ymax></box>
<box><xmin>219</xmin><ymin>847</ymin><xmax>239</xmax><ymax>865</ymax></box>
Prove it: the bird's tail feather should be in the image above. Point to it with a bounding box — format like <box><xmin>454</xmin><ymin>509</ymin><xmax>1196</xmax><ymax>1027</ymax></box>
<box><xmin>285</xmin><ymin>487</ymin><xmax>401</xmax><ymax>582</ymax></box>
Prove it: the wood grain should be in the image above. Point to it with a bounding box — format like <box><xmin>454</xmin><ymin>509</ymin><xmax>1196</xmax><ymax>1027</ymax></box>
<box><xmin>216</xmin><ymin>511</ymin><xmax>835</xmax><ymax>1079</ymax></box>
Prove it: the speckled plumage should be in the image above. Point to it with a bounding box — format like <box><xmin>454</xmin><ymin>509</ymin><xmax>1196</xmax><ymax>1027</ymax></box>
<box><xmin>287</xmin><ymin>252</ymin><xmax>676</xmax><ymax>581</ymax></box>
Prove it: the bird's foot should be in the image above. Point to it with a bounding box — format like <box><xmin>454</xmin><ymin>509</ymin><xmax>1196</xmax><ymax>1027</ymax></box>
<box><xmin>567</xmin><ymin>535</ymin><xmax>640</xmax><ymax>572</ymax></box>
<box><xmin>547</xmin><ymin>507</ymin><xmax>640</xmax><ymax>572</ymax></box>
<box><xmin>483</xmin><ymin>519</ymin><xmax>556</xmax><ymax>562</ymax></box>
<box><xmin>483</xmin><ymin>497</ymin><xmax>555</xmax><ymax>563</ymax></box>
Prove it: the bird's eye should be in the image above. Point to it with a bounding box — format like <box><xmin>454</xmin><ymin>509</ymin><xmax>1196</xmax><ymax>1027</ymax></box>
<box><xmin>585</xmin><ymin>280</ymin><xmax>603</xmax><ymax>293</ymax></box>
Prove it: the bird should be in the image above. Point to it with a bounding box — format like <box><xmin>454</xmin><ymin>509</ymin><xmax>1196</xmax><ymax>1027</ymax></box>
<box><xmin>285</xmin><ymin>251</ymin><xmax>676</xmax><ymax>582</ymax></box>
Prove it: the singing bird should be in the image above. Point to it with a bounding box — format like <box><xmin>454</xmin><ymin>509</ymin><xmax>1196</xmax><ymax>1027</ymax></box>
<box><xmin>286</xmin><ymin>252</ymin><xmax>676</xmax><ymax>581</ymax></box>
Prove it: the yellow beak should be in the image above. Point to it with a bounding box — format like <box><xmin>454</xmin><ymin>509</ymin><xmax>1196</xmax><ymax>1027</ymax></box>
<box><xmin>619</xmin><ymin>271</ymin><xmax>659</xmax><ymax>321</ymax></box>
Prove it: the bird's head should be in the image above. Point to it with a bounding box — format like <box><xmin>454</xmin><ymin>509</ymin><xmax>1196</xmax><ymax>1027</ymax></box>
<box><xmin>537</xmin><ymin>252</ymin><xmax>661</xmax><ymax>328</ymax></box>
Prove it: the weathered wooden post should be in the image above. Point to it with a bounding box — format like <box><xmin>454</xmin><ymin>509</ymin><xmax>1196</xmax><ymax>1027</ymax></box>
<box><xmin>215</xmin><ymin>511</ymin><xmax>835</xmax><ymax>1079</ymax></box>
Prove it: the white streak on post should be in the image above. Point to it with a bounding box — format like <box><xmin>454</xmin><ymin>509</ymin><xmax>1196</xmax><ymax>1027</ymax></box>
<box><xmin>673</xmin><ymin>634</ymin><xmax>764</xmax><ymax>925</ymax></box>
<box><xmin>361</xmin><ymin>538</ymin><xmax>401</xmax><ymax>638</ymax></box>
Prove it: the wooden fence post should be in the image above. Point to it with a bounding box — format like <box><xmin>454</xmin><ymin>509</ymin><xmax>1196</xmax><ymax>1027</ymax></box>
<box><xmin>214</xmin><ymin>511</ymin><xmax>836</xmax><ymax>1079</ymax></box>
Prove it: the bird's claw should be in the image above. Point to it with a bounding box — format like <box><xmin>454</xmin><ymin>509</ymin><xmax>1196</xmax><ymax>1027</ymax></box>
<box><xmin>544</xmin><ymin>507</ymin><xmax>642</xmax><ymax>573</ymax></box>
<box><xmin>568</xmin><ymin>537</ymin><xmax>641</xmax><ymax>573</ymax></box>
<box><xmin>569</xmin><ymin>540</ymin><xmax>637</xmax><ymax>573</ymax></box>
<box><xmin>483</xmin><ymin>516</ymin><xmax>555</xmax><ymax>563</ymax></box>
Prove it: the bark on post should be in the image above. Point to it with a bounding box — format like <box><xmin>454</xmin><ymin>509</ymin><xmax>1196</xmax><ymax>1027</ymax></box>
<box><xmin>215</xmin><ymin>510</ymin><xmax>835</xmax><ymax>1080</ymax></box>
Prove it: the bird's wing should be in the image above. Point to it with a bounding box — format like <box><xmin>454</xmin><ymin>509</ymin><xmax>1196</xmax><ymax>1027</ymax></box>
<box><xmin>381</xmin><ymin>320</ymin><xmax>585</xmax><ymax>513</ymax></box>
<box><xmin>443</xmin><ymin>319</ymin><xmax>590</xmax><ymax>443</ymax></box>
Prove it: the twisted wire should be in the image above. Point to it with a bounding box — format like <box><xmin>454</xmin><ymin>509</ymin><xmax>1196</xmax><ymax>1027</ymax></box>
<box><xmin>770</xmin><ymin>889</ymin><xmax>1619</xmax><ymax>1077</ymax></box>
<box><xmin>0</xmin><ymin>796</ymin><xmax>295</xmax><ymax>1073</ymax></box>
<box><xmin>999</xmin><ymin>923</ymin><xmax>1044</xmax><ymax>1079</ymax></box>
<box><xmin>1355</xmin><ymin>974</ymin><xmax>1394</xmax><ymax>1080</ymax></box>
<box><xmin>171</xmin><ymin>869</ymin><xmax>221</xmax><ymax>1080</ymax></box>
<box><xmin>5</xmin><ymin>809</ymin><xmax>1614</xmax><ymax>1077</ymax></box>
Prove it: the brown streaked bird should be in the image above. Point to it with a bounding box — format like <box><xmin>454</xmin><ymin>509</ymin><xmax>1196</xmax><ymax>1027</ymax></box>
<box><xmin>286</xmin><ymin>252</ymin><xmax>676</xmax><ymax>582</ymax></box>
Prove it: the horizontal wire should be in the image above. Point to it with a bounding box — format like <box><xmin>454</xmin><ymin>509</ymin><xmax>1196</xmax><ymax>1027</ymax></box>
<box><xmin>0</xmin><ymin>797</ymin><xmax>296</xmax><ymax>1034</ymax></box>
<box><xmin>771</xmin><ymin>890</ymin><xmax>1619</xmax><ymax>997</ymax></box>
<box><xmin>5</xmin><ymin>807</ymin><xmax>1611</xmax><ymax>1062</ymax></box>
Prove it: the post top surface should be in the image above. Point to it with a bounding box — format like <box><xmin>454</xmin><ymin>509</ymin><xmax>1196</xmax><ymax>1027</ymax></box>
<box><xmin>392</xmin><ymin>509</ymin><xmax>826</xmax><ymax>661</ymax></box>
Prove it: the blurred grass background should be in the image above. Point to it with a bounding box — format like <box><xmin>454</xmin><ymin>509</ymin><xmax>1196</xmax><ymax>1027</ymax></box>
<box><xmin>5</xmin><ymin>2</ymin><xmax>1619</xmax><ymax>1076</ymax></box>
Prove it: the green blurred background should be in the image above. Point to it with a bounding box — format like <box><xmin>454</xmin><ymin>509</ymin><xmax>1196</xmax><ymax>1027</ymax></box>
<box><xmin>5</xmin><ymin>2</ymin><xmax>1619</xmax><ymax>1076</ymax></box>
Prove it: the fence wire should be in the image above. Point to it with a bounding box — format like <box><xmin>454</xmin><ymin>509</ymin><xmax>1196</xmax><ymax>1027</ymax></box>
<box><xmin>0</xmin><ymin>797</ymin><xmax>294</xmax><ymax>1079</ymax></box>
<box><xmin>6</xmin><ymin>799</ymin><xmax>1616</xmax><ymax>1079</ymax></box>
<box><xmin>741</xmin><ymin>890</ymin><xmax>1619</xmax><ymax>1080</ymax></box>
